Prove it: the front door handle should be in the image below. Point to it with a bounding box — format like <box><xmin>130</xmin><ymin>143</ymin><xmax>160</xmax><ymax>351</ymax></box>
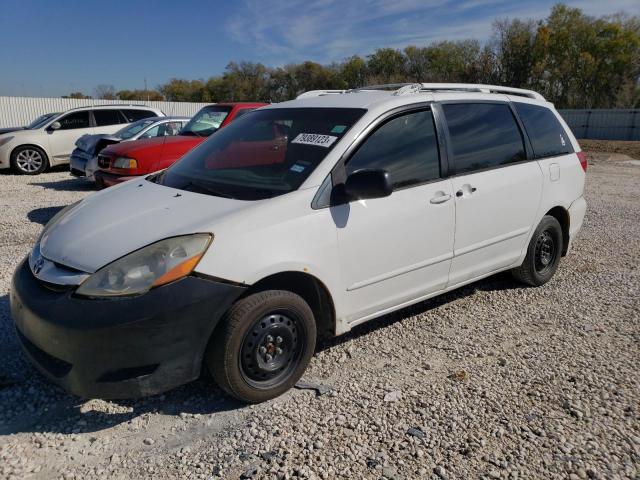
<box><xmin>430</xmin><ymin>193</ymin><xmax>452</xmax><ymax>204</ymax></box>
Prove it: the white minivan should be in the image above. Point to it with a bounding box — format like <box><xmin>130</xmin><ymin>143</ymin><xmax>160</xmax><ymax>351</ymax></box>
<box><xmin>11</xmin><ymin>84</ymin><xmax>587</xmax><ymax>403</ymax></box>
<box><xmin>0</xmin><ymin>105</ymin><xmax>163</xmax><ymax>174</ymax></box>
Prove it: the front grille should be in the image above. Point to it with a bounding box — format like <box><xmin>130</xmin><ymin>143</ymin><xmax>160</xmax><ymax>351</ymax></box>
<box><xmin>16</xmin><ymin>329</ymin><xmax>73</xmax><ymax>378</ymax></box>
<box><xmin>98</xmin><ymin>155</ymin><xmax>111</xmax><ymax>168</ymax></box>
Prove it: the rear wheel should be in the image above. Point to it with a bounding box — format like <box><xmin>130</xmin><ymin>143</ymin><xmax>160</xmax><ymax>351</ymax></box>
<box><xmin>10</xmin><ymin>146</ymin><xmax>49</xmax><ymax>175</ymax></box>
<box><xmin>206</xmin><ymin>290</ymin><xmax>316</xmax><ymax>403</ymax></box>
<box><xmin>512</xmin><ymin>215</ymin><xmax>563</xmax><ymax>286</ymax></box>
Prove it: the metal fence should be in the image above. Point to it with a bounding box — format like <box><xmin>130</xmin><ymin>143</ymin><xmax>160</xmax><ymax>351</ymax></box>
<box><xmin>0</xmin><ymin>96</ymin><xmax>211</xmax><ymax>128</ymax></box>
<box><xmin>558</xmin><ymin>109</ymin><xmax>640</xmax><ymax>141</ymax></box>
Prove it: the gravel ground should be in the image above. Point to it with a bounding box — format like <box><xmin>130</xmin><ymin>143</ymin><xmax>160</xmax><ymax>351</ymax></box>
<box><xmin>0</xmin><ymin>154</ymin><xmax>638</xmax><ymax>480</ymax></box>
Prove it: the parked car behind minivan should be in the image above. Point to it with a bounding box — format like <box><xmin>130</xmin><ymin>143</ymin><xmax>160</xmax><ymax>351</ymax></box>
<box><xmin>0</xmin><ymin>105</ymin><xmax>163</xmax><ymax>174</ymax></box>
<box><xmin>11</xmin><ymin>83</ymin><xmax>587</xmax><ymax>403</ymax></box>
<box><xmin>93</xmin><ymin>103</ymin><xmax>267</xmax><ymax>188</ymax></box>
<box><xmin>70</xmin><ymin>116</ymin><xmax>189</xmax><ymax>181</ymax></box>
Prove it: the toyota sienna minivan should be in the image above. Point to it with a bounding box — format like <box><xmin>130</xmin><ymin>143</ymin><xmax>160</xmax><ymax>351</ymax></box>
<box><xmin>11</xmin><ymin>83</ymin><xmax>587</xmax><ymax>403</ymax></box>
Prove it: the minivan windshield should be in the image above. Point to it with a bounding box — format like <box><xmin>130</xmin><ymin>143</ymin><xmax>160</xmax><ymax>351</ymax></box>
<box><xmin>28</xmin><ymin>112</ymin><xmax>59</xmax><ymax>129</ymax></box>
<box><xmin>115</xmin><ymin>118</ymin><xmax>159</xmax><ymax>139</ymax></box>
<box><xmin>154</xmin><ymin>107</ymin><xmax>365</xmax><ymax>200</ymax></box>
<box><xmin>180</xmin><ymin>106</ymin><xmax>232</xmax><ymax>137</ymax></box>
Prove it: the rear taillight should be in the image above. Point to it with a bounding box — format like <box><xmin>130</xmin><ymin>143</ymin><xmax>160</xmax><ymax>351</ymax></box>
<box><xmin>577</xmin><ymin>151</ymin><xmax>587</xmax><ymax>173</ymax></box>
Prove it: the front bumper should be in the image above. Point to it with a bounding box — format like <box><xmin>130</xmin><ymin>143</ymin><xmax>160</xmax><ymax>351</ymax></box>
<box><xmin>69</xmin><ymin>153</ymin><xmax>88</xmax><ymax>177</ymax></box>
<box><xmin>10</xmin><ymin>258</ymin><xmax>246</xmax><ymax>399</ymax></box>
<box><xmin>94</xmin><ymin>170</ymin><xmax>141</xmax><ymax>189</ymax></box>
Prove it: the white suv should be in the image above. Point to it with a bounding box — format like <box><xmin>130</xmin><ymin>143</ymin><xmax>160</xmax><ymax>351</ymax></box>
<box><xmin>10</xmin><ymin>84</ymin><xmax>587</xmax><ymax>403</ymax></box>
<box><xmin>0</xmin><ymin>105</ymin><xmax>163</xmax><ymax>174</ymax></box>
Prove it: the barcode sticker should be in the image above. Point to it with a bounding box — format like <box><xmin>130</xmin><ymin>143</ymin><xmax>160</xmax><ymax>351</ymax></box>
<box><xmin>292</xmin><ymin>133</ymin><xmax>338</xmax><ymax>148</ymax></box>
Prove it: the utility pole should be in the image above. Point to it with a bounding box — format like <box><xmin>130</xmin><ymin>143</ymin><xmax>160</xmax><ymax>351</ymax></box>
<box><xmin>144</xmin><ymin>78</ymin><xmax>149</xmax><ymax>102</ymax></box>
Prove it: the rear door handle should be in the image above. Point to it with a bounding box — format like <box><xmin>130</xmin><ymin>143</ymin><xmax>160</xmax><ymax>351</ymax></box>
<box><xmin>430</xmin><ymin>193</ymin><xmax>452</xmax><ymax>204</ymax></box>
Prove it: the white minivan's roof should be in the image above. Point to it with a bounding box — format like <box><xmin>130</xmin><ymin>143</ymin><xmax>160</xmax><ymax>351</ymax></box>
<box><xmin>268</xmin><ymin>83</ymin><xmax>549</xmax><ymax>111</ymax></box>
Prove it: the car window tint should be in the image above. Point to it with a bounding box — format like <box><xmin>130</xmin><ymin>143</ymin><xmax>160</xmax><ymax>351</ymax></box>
<box><xmin>346</xmin><ymin>109</ymin><xmax>440</xmax><ymax>189</ymax></box>
<box><xmin>93</xmin><ymin>109</ymin><xmax>124</xmax><ymax>126</ymax></box>
<box><xmin>121</xmin><ymin>109</ymin><xmax>156</xmax><ymax>122</ymax></box>
<box><xmin>58</xmin><ymin>111</ymin><xmax>90</xmax><ymax>130</ymax></box>
<box><xmin>514</xmin><ymin>102</ymin><xmax>573</xmax><ymax>158</ymax></box>
<box><xmin>443</xmin><ymin>103</ymin><xmax>526</xmax><ymax>174</ymax></box>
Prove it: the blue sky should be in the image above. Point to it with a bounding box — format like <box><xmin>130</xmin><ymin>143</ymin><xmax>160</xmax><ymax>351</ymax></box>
<box><xmin>0</xmin><ymin>0</ymin><xmax>638</xmax><ymax>97</ymax></box>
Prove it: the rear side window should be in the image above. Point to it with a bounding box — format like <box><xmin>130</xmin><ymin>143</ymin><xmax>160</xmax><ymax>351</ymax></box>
<box><xmin>443</xmin><ymin>103</ymin><xmax>526</xmax><ymax>174</ymax></box>
<box><xmin>93</xmin><ymin>109</ymin><xmax>124</xmax><ymax>126</ymax></box>
<box><xmin>121</xmin><ymin>109</ymin><xmax>157</xmax><ymax>122</ymax></box>
<box><xmin>346</xmin><ymin>109</ymin><xmax>440</xmax><ymax>189</ymax></box>
<box><xmin>58</xmin><ymin>111</ymin><xmax>90</xmax><ymax>130</ymax></box>
<box><xmin>514</xmin><ymin>103</ymin><xmax>573</xmax><ymax>158</ymax></box>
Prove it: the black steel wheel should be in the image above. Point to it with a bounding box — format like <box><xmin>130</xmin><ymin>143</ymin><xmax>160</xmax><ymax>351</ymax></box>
<box><xmin>206</xmin><ymin>290</ymin><xmax>316</xmax><ymax>403</ymax></box>
<box><xmin>512</xmin><ymin>215</ymin><xmax>563</xmax><ymax>287</ymax></box>
<box><xmin>534</xmin><ymin>229</ymin><xmax>558</xmax><ymax>275</ymax></box>
<box><xmin>240</xmin><ymin>312</ymin><xmax>305</xmax><ymax>388</ymax></box>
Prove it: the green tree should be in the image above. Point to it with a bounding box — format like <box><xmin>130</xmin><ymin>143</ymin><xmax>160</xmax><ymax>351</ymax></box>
<box><xmin>366</xmin><ymin>48</ymin><xmax>406</xmax><ymax>83</ymax></box>
<box><xmin>117</xmin><ymin>89</ymin><xmax>164</xmax><ymax>101</ymax></box>
<box><xmin>62</xmin><ymin>92</ymin><xmax>91</xmax><ymax>99</ymax></box>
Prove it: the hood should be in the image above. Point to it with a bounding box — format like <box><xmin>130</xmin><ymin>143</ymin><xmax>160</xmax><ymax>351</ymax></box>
<box><xmin>75</xmin><ymin>134</ymin><xmax>120</xmax><ymax>155</ymax></box>
<box><xmin>0</xmin><ymin>126</ymin><xmax>25</xmax><ymax>135</ymax></box>
<box><xmin>102</xmin><ymin>135</ymin><xmax>202</xmax><ymax>157</ymax></box>
<box><xmin>40</xmin><ymin>179</ymin><xmax>252</xmax><ymax>273</ymax></box>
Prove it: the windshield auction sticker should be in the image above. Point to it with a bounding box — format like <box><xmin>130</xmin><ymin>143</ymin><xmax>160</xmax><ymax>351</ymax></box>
<box><xmin>292</xmin><ymin>133</ymin><xmax>338</xmax><ymax>148</ymax></box>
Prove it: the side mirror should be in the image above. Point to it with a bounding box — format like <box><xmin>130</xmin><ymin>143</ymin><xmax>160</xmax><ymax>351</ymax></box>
<box><xmin>49</xmin><ymin>121</ymin><xmax>61</xmax><ymax>131</ymax></box>
<box><xmin>344</xmin><ymin>169</ymin><xmax>392</xmax><ymax>200</ymax></box>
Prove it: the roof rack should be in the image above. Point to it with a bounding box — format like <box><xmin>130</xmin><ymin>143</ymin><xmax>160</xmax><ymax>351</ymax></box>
<box><xmin>296</xmin><ymin>90</ymin><xmax>346</xmax><ymax>99</ymax></box>
<box><xmin>66</xmin><ymin>103</ymin><xmax>152</xmax><ymax>112</ymax></box>
<box><xmin>297</xmin><ymin>83</ymin><xmax>545</xmax><ymax>101</ymax></box>
<box><xmin>418</xmin><ymin>83</ymin><xmax>545</xmax><ymax>101</ymax></box>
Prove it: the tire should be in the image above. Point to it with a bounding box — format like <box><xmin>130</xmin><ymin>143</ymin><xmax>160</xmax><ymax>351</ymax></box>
<box><xmin>10</xmin><ymin>145</ymin><xmax>49</xmax><ymax>175</ymax></box>
<box><xmin>512</xmin><ymin>215</ymin><xmax>563</xmax><ymax>287</ymax></box>
<box><xmin>206</xmin><ymin>290</ymin><xmax>316</xmax><ymax>403</ymax></box>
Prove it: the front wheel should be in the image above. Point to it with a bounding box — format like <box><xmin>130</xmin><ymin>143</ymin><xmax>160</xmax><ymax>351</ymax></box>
<box><xmin>512</xmin><ymin>215</ymin><xmax>563</xmax><ymax>286</ymax></box>
<box><xmin>206</xmin><ymin>290</ymin><xmax>316</xmax><ymax>403</ymax></box>
<box><xmin>10</xmin><ymin>146</ymin><xmax>49</xmax><ymax>175</ymax></box>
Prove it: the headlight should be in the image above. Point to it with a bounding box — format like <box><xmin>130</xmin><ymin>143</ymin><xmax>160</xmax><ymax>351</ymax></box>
<box><xmin>113</xmin><ymin>157</ymin><xmax>137</xmax><ymax>169</ymax></box>
<box><xmin>76</xmin><ymin>234</ymin><xmax>212</xmax><ymax>298</ymax></box>
<box><xmin>0</xmin><ymin>136</ymin><xmax>14</xmax><ymax>147</ymax></box>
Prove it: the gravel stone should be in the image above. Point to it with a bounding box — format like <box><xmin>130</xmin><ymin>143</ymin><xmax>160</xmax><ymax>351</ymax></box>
<box><xmin>0</xmin><ymin>154</ymin><xmax>638</xmax><ymax>479</ymax></box>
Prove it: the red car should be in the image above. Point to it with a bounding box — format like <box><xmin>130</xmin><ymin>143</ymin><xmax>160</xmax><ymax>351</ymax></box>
<box><xmin>94</xmin><ymin>102</ymin><xmax>268</xmax><ymax>188</ymax></box>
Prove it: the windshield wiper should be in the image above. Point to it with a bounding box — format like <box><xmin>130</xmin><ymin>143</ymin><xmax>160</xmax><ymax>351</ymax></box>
<box><xmin>181</xmin><ymin>181</ymin><xmax>234</xmax><ymax>199</ymax></box>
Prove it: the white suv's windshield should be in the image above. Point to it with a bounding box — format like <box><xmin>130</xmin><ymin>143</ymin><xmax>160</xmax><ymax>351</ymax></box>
<box><xmin>115</xmin><ymin>118</ymin><xmax>159</xmax><ymax>139</ymax></box>
<box><xmin>154</xmin><ymin>108</ymin><xmax>365</xmax><ymax>200</ymax></box>
<box><xmin>180</xmin><ymin>106</ymin><xmax>232</xmax><ymax>137</ymax></box>
<box><xmin>28</xmin><ymin>112</ymin><xmax>59</xmax><ymax>129</ymax></box>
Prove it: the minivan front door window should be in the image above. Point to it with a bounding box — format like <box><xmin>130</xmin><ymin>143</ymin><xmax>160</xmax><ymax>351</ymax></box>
<box><xmin>345</xmin><ymin>109</ymin><xmax>440</xmax><ymax>189</ymax></box>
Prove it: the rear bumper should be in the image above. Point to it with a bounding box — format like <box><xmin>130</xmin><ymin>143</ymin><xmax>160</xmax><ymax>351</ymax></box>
<box><xmin>94</xmin><ymin>170</ymin><xmax>141</xmax><ymax>188</ymax></box>
<box><xmin>10</xmin><ymin>258</ymin><xmax>246</xmax><ymax>399</ymax></box>
<box><xmin>567</xmin><ymin>195</ymin><xmax>587</xmax><ymax>253</ymax></box>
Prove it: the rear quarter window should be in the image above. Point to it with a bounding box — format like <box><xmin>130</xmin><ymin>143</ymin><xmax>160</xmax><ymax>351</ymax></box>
<box><xmin>514</xmin><ymin>103</ymin><xmax>573</xmax><ymax>158</ymax></box>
